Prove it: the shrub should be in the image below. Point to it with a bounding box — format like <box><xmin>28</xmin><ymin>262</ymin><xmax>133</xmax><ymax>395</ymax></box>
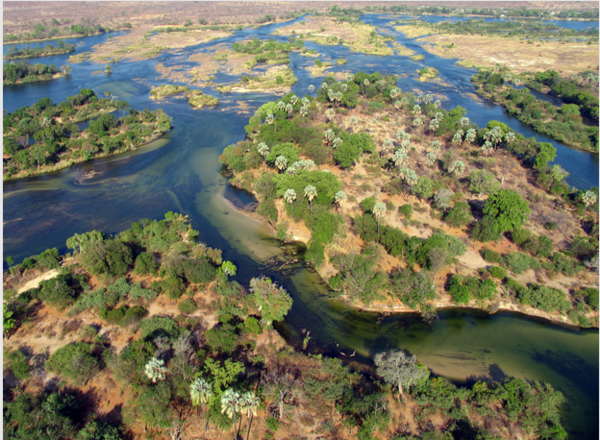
<box><xmin>448</xmin><ymin>275</ymin><xmax>496</xmax><ymax>303</ymax></box>
<box><xmin>205</xmin><ymin>323</ymin><xmax>238</xmax><ymax>354</ymax></box>
<box><xmin>488</xmin><ymin>266</ymin><xmax>507</xmax><ymax>280</ymax></box>
<box><xmin>444</xmin><ymin>202</ymin><xmax>473</xmax><ymax>228</ymax></box>
<box><xmin>480</xmin><ymin>248</ymin><xmax>502</xmax><ymax>263</ymax></box>
<box><xmin>45</xmin><ymin>342</ymin><xmax>102</xmax><ymax>384</ymax></box>
<box><xmin>183</xmin><ymin>258</ymin><xmax>216</xmax><ymax>284</ymax></box>
<box><xmin>502</xmin><ymin>252</ymin><xmax>541</xmax><ymax>275</ymax></box>
<box><xmin>471</xmin><ymin>217</ymin><xmax>502</xmax><ymax>242</ymax></box>
<box><xmin>550</xmin><ymin>252</ymin><xmax>583</xmax><ymax>276</ymax></box>
<box><xmin>243</xmin><ymin>316</ymin><xmax>262</xmax><ymax>334</ymax></box>
<box><xmin>6</xmin><ymin>350</ymin><xmax>30</xmax><ymax>381</ymax></box>
<box><xmin>511</xmin><ymin>228</ymin><xmax>531</xmax><ymax>246</ymax></box>
<box><xmin>580</xmin><ymin>287</ymin><xmax>599</xmax><ymax>311</ymax></box>
<box><xmin>178</xmin><ymin>298</ymin><xmax>197</xmax><ymax>314</ymax></box>
<box><xmin>122</xmin><ymin>306</ymin><xmax>148</xmax><ymax>326</ymax></box>
<box><xmin>398</xmin><ymin>203</ymin><xmax>413</xmax><ymax>219</ymax></box>
<box><xmin>134</xmin><ymin>252</ymin><xmax>159</xmax><ymax>275</ymax></box>
<box><xmin>518</xmin><ymin>284</ymin><xmax>571</xmax><ymax>313</ymax></box>
<box><xmin>139</xmin><ymin>316</ymin><xmax>180</xmax><ymax>341</ymax></box>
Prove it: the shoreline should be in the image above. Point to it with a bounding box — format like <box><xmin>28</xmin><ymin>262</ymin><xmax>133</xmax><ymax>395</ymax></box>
<box><xmin>225</xmin><ymin>180</ymin><xmax>598</xmax><ymax>330</ymax></box>
<box><xmin>3</xmin><ymin>30</ymin><xmax>126</xmax><ymax>46</ymax></box>
<box><xmin>3</xmin><ymin>131</ymin><xmax>167</xmax><ymax>182</ymax></box>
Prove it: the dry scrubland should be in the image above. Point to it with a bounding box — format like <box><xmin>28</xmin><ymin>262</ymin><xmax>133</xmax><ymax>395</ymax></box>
<box><xmin>397</xmin><ymin>25</ymin><xmax>599</xmax><ymax>75</ymax></box>
<box><xmin>5</xmin><ymin>1</ymin><xmax>597</xmax><ymax>40</ymax></box>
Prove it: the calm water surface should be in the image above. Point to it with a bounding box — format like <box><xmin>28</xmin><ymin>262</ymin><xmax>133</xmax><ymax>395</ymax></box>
<box><xmin>3</xmin><ymin>15</ymin><xmax>598</xmax><ymax>439</ymax></box>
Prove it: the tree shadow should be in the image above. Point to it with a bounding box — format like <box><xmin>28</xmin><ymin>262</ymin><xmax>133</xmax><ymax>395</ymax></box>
<box><xmin>464</xmin><ymin>362</ymin><xmax>507</xmax><ymax>386</ymax></box>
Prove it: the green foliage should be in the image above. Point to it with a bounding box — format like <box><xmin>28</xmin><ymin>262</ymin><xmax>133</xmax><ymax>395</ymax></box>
<box><xmin>205</xmin><ymin>322</ymin><xmax>239</xmax><ymax>354</ymax></box>
<box><xmin>46</xmin><ymin>342</ymin><xmax>102</xmax><ymax>384</ymax></box>
<box><xmin>243</xmin><ymin>316</ymin><xmax>262</xmax><ymax>334</ymax></box>
<box><xmin>75</xmin><ymin>420</ymin><xmax>121</xmax><ymax>440</ymax></box>
<box><xmin>249</xmin><ymin>277</ymin><xmax>293</xmax><ymax>324</ymax></box>
<box><xmin>480</xmin><ymin>248</ymin><xmax>502</xmax><ymax>263</ymax></box>
<box><xmin>330</xmin><ymin>247</ymin><xmax>388</xmax><ymax>304</ymax></box>
<box><xmin>483</xmin><ymin>190</ymin><xmax>530</xmax><ymax>233</ymax></box>
<box><xmin>80</xmin><ymin>239</ymin><xmax>133</xmax><ymax>277</ymax></box>
<box><xmin>139</xmin><ymin>316</ymin><xmax>180</xmax><ymax>341</ymax></box>
<box><xmin>488</xmin><ymin>266</ymin><xmax>507</xmax><ymax>280</ymax></box>
<box><xmin>134</xmin><ymin>252</ymin><xmax>159</xmax><ymax>275</ymax></box>
<box><xmin>178</xmin><ymin>298</ymin><xmax>198</xmax><ymax>314</ymax></box>
<box><xmin>38</xmin><ymin>271</ymin><xmax>87</xmax><ymax>309</ymax></box>
<box><xmin>5</xmin><ymin>349</ymin><xmax>30</xmax><ymax>381</ymax></box>
<box><xmin>392</xmin><ymin>268</ymin><xmax>435</xmax><ymax>309</ymax></box>
<box><xmin>448</xmin><ymin>275</ymin><xmax>496</xmax><ymax>304</ymax></box>
<box><xmin>398</xmin><ymin>203</ymin><xmax>413</xmax><ymax>219</ymax></box>
<box><xmin>579</xmin><ymin>287</ymin><xmax>599</xmax><ymax>311</ymax></box>
<box><xmin>502</xmin><ymin>252</ymin><xmax>541</xmax><ymax>275</ymax></box>
<box><xmin>471</xmin><ymin>217</ymin><xmax>502</xmax><ymax>242</ymax></box>
<box><xmin>444</xmin><ymin>202</ymin><xmax>473</xmax><ymax>228</ymax></box>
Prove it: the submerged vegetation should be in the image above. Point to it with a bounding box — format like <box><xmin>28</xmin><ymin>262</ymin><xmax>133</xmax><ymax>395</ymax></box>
<box><xmin>220</xmin><ymin>70</ymin><xmax>599</xmax><ymax>327</ymax></box>
<box><xmin>4</xmin><ymin>214</ymin><xmax>570</xmax><ymax>439</ymax></box>
<box><xmin>3</xmin><ymin>89</ymin><xmax>173</xmax><ymax>179</ymax></box>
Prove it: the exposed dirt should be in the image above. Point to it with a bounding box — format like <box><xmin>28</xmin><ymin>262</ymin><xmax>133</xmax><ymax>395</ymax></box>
<box><xmin>398</xmin><ymin>26</ymin><xmax>599</xmax><ymax>75</ymax></box>
<box><xmin>16</xmin><ymin>269</ymin><xmax>60</xmax><ymax>294</ymax></box>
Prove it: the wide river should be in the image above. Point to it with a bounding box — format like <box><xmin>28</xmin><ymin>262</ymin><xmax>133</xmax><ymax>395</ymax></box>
<box><xmin>3</xmin><ymin>14</ymin><xmax>598</xmax><ymax>438</ymax></box>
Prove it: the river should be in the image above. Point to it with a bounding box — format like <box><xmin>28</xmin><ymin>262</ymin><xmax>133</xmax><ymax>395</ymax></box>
<box><xmin>3</xmin><ymin>14</ymin><xmax>598</xmax><ymax>439</ymax></box>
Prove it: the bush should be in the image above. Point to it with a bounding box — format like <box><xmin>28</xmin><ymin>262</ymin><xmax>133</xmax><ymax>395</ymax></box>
<box><xmin>139</xmin><ymin>316</ymin><xmax>180</xmax><ymax>341</ymax></box>
<box><xmin>471</xmin><ymin>217</ymin><xmax>502</xmax><ymax>242</ymax></box>
<box><xmin>444</xmin><ymin>202</ymin><xmax>473</xmax><ymax>228</ymax></box>
<box><xmin>488</xmin><ymin>266</ymin><xmax>507</xmax><ymax>280</ymax></box>
<box><xmin>502</xmin><ymin>252</ymin><xmax>541</xmax><ymax>275</ymax></box>
<box><xmin>122</xmin><ymin>306</ymin><xmax>148</xmax><ymax>326</ymax></box>
<box><xmin>480</xmin><ymin>248</ymin><xmax>502</xmax><ymax>263</ymax></box>
<box><xmin>178</xmin><ymin>298</ymin><xmax>197</xmax><ymax>314</ymax></box>
<box><xmin>6</xmin><ymin>350</ymin><xmax>30</xmax><ymax>381</ymax></box>
<box><xmin>183</xmin><ymin>258</ymin><xmax>216</xmax><ymax>284</ymax></box>
<box><xmin>45</xmin><ymin>342</ymin><xmax>102</xmax><ymax>384</ymax></box>
<box><xmin>398</xmin><ymin>203</ymin><xmax>412</xmax><ymax>219</ymax></box>
<box><xmin>580</xmin><ymin>287</ymin><xmax>599</xmax><ymax>311</ymax></box>
<box><xmin>448</xmin><ymin>275</ymin><xmax>496</xmax><ymax>303</ymax></box>
<box><xmin>550</xmin><ymin>252</ymin><xmax>583</xmax><ymax>276</ymax></box>
<box><xmin>205</xmin><ymin>323</ymin><xmax>238</xmax><ymax>354</ymax></box>
<box><xmin>243</xmin><ymin>316</ymin><xmax>262</xmax><ymax>334</ymax></box>
<box><xmin>134</xmin><ymin>252</ymin><xmax>159</xmax><ymax>275</ymax></box>
<box><xmin>518</xmin><ymin>284</ymin><xmax>571</xmax><ymax>313</ymax></box>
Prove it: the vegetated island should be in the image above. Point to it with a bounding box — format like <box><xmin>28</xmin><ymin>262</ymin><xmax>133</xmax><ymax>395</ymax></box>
<box><xmin>3</xmin><ymin>89</ymin><xmax>173</xmax><ymax>180</ymax></box>
<box><xmin>3</xmin><ymin>212</ymin><xmax>570</xmax><ymax>439</ymax></box>
<box><xmin>217</xmin><ymin>66</ymin><xmax>298</xmax><ymax>94</ymax></box>
<box><xmin>3</xmin><ymin>61</ymin><xmax>71</xmax><ymax>85</ymax></box>
<box><xmin>219</xmin><ymin>71</ymin><xmax>599</xmax><ymax>328</ymax></box>
<box><xmin>4</xmin><ymin>40</ymin><xmax>76</xmax><ymax>60</ymax></box>
<box><xmin>395</xmin><ymin>19</ymin><xmax>599</xmax><ymax>75</ymax></box>
<box><xmin>272</xmin><ymin>13</ymin><xmax>395</xmax><ymax>56</ymax></box>
<box><xmin>149</xmin><ymin>85</ymin><xmax>219</xmax><ymax>109</ymax></box>
<box><xmin>472</xmin><ymin>67</ymin><xmax>599</xmax><ymax>152</ymax></box>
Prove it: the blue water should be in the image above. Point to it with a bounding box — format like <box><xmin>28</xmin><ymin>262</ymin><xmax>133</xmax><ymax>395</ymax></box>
<box><xmin>3</xmin><ymin>15</ymin><xmax>598</xmax><ymax>439</ymax></box>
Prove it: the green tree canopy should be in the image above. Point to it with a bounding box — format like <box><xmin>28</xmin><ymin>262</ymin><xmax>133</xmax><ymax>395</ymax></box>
<box><xmin>483</xmin><ymin>190</ymin><xmax>530</xmax><ymax>234</ymax></box>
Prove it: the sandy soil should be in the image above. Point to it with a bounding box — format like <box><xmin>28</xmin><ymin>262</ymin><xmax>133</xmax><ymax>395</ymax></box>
<box><xmin>16</xmin><ymin>269</ymin><xmax>60</xmax><ymax>294</ymax></box>
<box><xmin>397</xmin><ymin>25</ymin><xmax>599</xmax><ymax>75</ymax></box>
<box><xmin>273</xmin><ymin>16</ymin><xmax>395</xmax><ymax>56</ymax></box>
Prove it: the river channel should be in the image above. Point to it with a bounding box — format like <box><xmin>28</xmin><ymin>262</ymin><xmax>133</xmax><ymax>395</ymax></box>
<box><xmin>3</xmin><ymin>14</ymin><xmax>598</xmax><ymax>438</ymax></box>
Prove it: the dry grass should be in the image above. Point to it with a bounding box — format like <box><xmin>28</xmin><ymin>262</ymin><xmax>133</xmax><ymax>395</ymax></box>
<box><xmin>398</xmin><ymin>26</ymin><xmax>600</xmax><ymax>75</ymax></box>
<box><xmin>273</xmin><ymin>16</ymin><xmax>394</xmax><ymax>56</ymax></box>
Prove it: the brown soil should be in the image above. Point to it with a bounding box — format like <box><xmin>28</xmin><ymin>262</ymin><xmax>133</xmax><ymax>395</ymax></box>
<box><xmin>399</xmin><ymin>26</ymin><xmax>600</xmax><ymax>75</ymax></box>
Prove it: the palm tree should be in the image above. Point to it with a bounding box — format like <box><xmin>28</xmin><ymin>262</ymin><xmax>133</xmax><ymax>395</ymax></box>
<box><xmin>257</xmin><ymin>143</ymin><xmax>269</xmax><ymax>170</ymax></box>
<box><xmin>382</xmin><ymin>139</ymin><xmax>395</xmax><ymax>155</ymax></box>
<box><xmin>221</xmin><ymin>389</ymin><xmax>242</xmax><ymax>440</ymax></box>
<box><xmin>308</xmin><ymin>84</ymin><xmax>315</xmax><ymax>93</ymax></box>
<box><xmin>334</xmin><ymin>190</ymin><xmax>347</xmax><ymax>212</ymax></box>
<box><xmin>275</xmin><ymin>155</ymin><xmax>287</xmax><ymax>172</ymax></box>
<box><xmin>448</xmin><ymin>160</ymin><xmax>465</xmax><ymax>176</ymax></box>
<box><xmin>326</xmin><ymin>108</ymin><xmax>335</xmax><ymax>121</ymax></box>
<box><xmin>425</xmin><ymin>151</ymin><xmax>437</xmax><ymax>167</ymax></box>
<box><xmin>465</xmin><ymin>129</ymin><xmax>476</xmax><ymax>145</ymax></box>
<box><xmin>581</xmin><ymin>190</ymin><xmax>597</xmax><ymax>208</ymax></box>
<box><xmin>452</xmin><ymin>129</ymin><xmax>464</xmax><ymax>146</ymax></box>
<box><xmin>393</xmin><ymin>149</ymin><xmax>408</xmax><ymax>175</ymax></box>
<box><xmin>190</xmin><ymin>377</ymin><xmax>213</xmax><ymax>432</ymax></box>
<box><xmin>283</xmin><ymin>188</ymin><xmax>297</xmax><ymax>219</ymax></box>
<box><xmin>304</xmin><ymin>185</ymin><xmax>317</xmax><ymax>227</ymax></box>
<box><xmin>373</xmin><ymin>202</ymin><xmax>386</xmax><ymax>242</ymax></box>
<box><xmin>240</xmin><ymin>391</ymin><xmax>260</xmax><ymax>440</ymax></box>
<box><xmin>144</xmin><ymin>358</ymin><xmax>167</xmax><ymax>383</ymax></box>
<box><xmin>299</xmin><ymin>105</ymin><xmax>308</xmax><ymax>118</ymax></box>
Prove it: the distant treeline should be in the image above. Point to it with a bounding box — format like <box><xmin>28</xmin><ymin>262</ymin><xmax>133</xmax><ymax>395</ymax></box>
<box><xmin>4</xmin><ymin>41</ymin><xmax>76</xmax><ymax>60</ymax></box>
<box><xmin>4</xmin><ymin>18</ymin><xmax>126</xmax><ymax>43</ymax></box>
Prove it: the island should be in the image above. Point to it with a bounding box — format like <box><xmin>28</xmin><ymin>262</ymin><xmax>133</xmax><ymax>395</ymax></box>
<box><xmin>3</xmin><ymin>61</ymin><xmax>71</xmax><ymax>85</ymax></box>
<box><xmin>219</xmin><ymin>71</ymin><xmax>599</xmax><ymax>328</ymax></box>
<box><xmin>3</xmin><ymin>89</ymin><xmax>173</xmax><ymax>180</ymax></box>
<box><xmin>4</xmin><ymin>41</ymin><xmax>76</xmax><ymax>60</ymax></box>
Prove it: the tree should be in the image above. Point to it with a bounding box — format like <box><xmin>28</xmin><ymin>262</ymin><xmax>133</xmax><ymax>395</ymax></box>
<box><xmin>374</xmin><ymin>350</ymin><xmax>428</xmax><ymax>399</ymax></box>
<box><xmin>145</xmin><ymin>357</ymin><xmax>168</xmax><ymax>383</ymax></box>
<box><xmin>240</xmin><ymin>391</ymin><xmax>260</xmax><ymax>440</ymax></box>
<box><xmin>283</xmin><ymin>188</ymin><xmax>297</xmax><ymax>219</ymax></box>
<box><xmin>412</xmin><ymin>176</ymin><xmax>434</xmax><ymax>201</ymax></box>
<box><xmin>66</xmin><ymin>230</ymin><xmax>105</xmax><ymax>254</ymax></box>
<box><xmin>483</xmin><ymin>189</ymin><xmax>530</xmax><ymax>234</ymax></box>
<box><xmin>249</xmin><ymin>277</ymin><xmax>293</xmax><ymax>326</ymax></box>
<box><xmin>4</xmin><ymin>304</ymin><xmax>16</xmax><ymax>339</ymax></box>
<box><xmin>275</xmin><ymin>155</ymin><xmax>287</xmax><ymax>172</ymax></box>
<box><xmin>221</xmin><ymin>388</ymin><xmax>242</xmax><ymax>440</ymax></box>
<box><xmin>304</xmin><ymin>184</ymin><xmax>317</xmax><ymax>226</ymax></box>
<box><xmin>580</xmin><ymin>190</ymin><xmax>598</xmax><ymax>208</ymax></box>
<box><xmin>220</xmin><ymin>261</ymin><xmax>237</xmax><ymax>277</ymax></box>
<box><xmin>334</xmin><ymin>190</ymin><xmax>347</xmax><ymax>211</ymax></box>
<box><xmin>373</xmin><ymin>202</ymin><xmax>386</xmax><ymax>242</ymax></box>
<box><xmin>190</xmin><ymin>377</ymin><xmax>213</xmax><ymax>432</ymax></box>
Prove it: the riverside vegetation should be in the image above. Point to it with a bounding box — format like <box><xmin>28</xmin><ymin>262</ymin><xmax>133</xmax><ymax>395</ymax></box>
<box><xmin>219</xmin><ymin>71</ymin><xmax>599</xmax><ymax>328</ymax></box>
<box><xmin>3</xmin><ymin>89</ymin><xmax>173</xmax><ymax>180</ymax></box>
<box><xmin>149</xmin><ymin>85</ymin><xmax>220</xmax><ymax>109</ymax></box>
<box><xmin>472</xmin><ymin>67</ymin><xmax>599</xmax><ymax>152</ymax></box>
<box><xmin>4</xmin><ymin>40</ymin><xmax>76</xmax><ymax>60</ymax></box>
<box><xmin>3</xmin><ymin>61</ymin><xmax>71</xmax><ymax>86</ymax></box>
<box><xmin>3</xmin><ymin>213</ymin><xmax>570</xmax><ymax>440</ymax></box>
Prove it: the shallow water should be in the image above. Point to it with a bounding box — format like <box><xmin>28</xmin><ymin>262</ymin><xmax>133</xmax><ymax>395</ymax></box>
<box><xmin>3</xmin><ymin>14</ymin><xmax>598</xmax><ymax>439</ymax></box>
